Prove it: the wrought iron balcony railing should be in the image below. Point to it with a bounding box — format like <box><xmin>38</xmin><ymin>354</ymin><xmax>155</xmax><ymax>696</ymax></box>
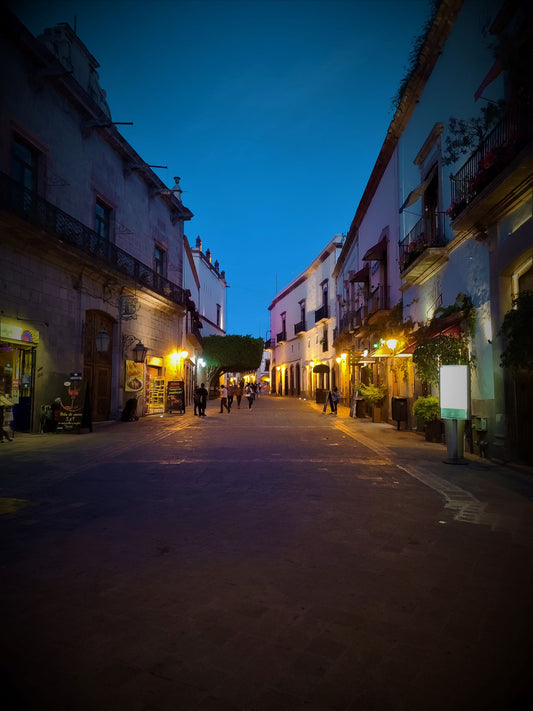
<box><xmin>294</xmin><ymin>319</ymin><xmax>306</xmax><ymax>335</ymax></box>
<box><xmin>398</xmin><ymin>217</ymin><xmax>446</xmax><ymax>274</ymax></box>
<box><xmin>0</xmin><ymin>172</ymin><xmax>187</xmax><ymax>307</ymax></box>
<box><xmin>449</xmin><ymin>110</ymin><xmax>533</xmax><ymax>220</ymax></box>
<box><xmin>314</xmin><ymin>304</ymin><xmax>328</xmax><ymax>323</ymax></box>
<box><xmin>276</xmin><ymin>330</ymin><xmax>287</xmax><ymax>343</ymax></box>
<box><xmin>368</xmin><ymin>285</ymin><xmax>390</xmax><ymax>314</ymax></box>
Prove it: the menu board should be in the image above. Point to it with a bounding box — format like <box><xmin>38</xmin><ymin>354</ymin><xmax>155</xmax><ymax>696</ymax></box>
<box><xmin>167</xmin><ymin>380</ymin><xmax>185</xmax><ymax>413</ymax></box>
<box><xmin>56</xmin><ymin>374</ymin><xmax>89</xmax><ymax>432</ymax></box>
<box><xmin>125</xmin><ymin>360</ymin><xmax>144</xmax><ymax>392</ymax></box>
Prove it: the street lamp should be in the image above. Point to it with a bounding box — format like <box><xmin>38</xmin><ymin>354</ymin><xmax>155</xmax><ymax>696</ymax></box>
<box><xmin>132</xmin><ymin>341</ymin><xmax>148</xmax><ymax>364</ymax></box>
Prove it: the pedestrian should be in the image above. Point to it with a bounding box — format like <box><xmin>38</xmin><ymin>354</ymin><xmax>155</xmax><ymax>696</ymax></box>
<box><xmin>219</xmin><ymin>384</ymin><xmax>230</xmax><ymax>413</ymax></box>
<box><xmin>197</xmin><ymin>382</ymin><xmax>208</xmax><ymax>417</ymax></box>
<box><xmin>235</xmin><ymin>382</ymin><xmax>243</xmax><ymax>409</ymax></box>
<box><xmin>323</xmin><ymin>389</ymin><xmax>334</xmax><ymax>414</ymax></box>
<box><xmin>227</xmin><ymin>382</ymin><xmax>235</xmax><ymax>410</ymax></box>
<box><xmin>331</xmin><ymin>386</ymin><xmax>341</xmax><ymax>414</ymax></box>
<box><xmin>193</xmin><ymin>385</ymin><xmax>200</xmax><ymax>416</ymax></box>
<box><xmin>244</xmin><ymin>383</ymin><xmax>254</xmax><ymax>409</ymax></box>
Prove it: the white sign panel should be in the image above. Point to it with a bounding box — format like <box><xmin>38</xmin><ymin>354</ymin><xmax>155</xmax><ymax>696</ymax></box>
<box><xmin>440</xmin><ymin>365</ymin><xmax>469</xmax><ymax>420</ymax></box>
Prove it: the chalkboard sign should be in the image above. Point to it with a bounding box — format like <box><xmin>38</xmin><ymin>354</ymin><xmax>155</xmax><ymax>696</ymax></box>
<box><xmin>56</xmin><ymin>379</ymin><xmax>89</xmax><ymax>432</ymax></box>
<box><xmin>167</xmin><ymin>380</ymin><xmax>185</xmax><ymax>413</ymax></box>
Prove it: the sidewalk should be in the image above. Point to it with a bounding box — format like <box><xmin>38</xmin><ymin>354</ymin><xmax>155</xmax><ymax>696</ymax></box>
<box><xmin>308</xmin><ymin>398</ymin><xmax>533</xmax><ymax>536</ymax></box>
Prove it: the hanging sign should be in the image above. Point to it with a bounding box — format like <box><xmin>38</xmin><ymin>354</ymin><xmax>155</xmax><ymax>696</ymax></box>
<box><xmin>125</xmin><ymin>360</ymin><xmax>144</xmax><ymax>392</ymax></box>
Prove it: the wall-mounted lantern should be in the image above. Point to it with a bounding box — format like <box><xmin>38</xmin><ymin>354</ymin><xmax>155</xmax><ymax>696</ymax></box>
<box><xmin>95</xmin><ymin>330</ymin><xmax>110</xmax><ymax>353</ymax></box>
<box><xmin>132</xmin><ymin>341</ymin><xmax>148</xmax><ymax>364</ymax></box>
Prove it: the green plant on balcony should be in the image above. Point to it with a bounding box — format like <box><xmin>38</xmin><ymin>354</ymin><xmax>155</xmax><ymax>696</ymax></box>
<box><xmin>442</xmin><ymin>102</ymin><xmax>506</xmax><ymax>167</ymax></box>
<box><xmin>399</xmin><ymin>235</ymin><xmax>426</xmax><ymax>272</ymax></box>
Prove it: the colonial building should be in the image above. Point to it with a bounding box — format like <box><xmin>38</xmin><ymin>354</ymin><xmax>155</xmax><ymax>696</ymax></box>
<box><xmin>332</xmin><ymin>0</ymin><xmax>532</xmax><ymax>462</ymax></box>
<box><xmin>267</xmin><ymin>235</ymin><xmax>344</xmax><ymax>400</ymax></box>
<box><xmin>0</xmin><ymin>9</ymin><xmax>199</xmax><ymax>430</ymax></box>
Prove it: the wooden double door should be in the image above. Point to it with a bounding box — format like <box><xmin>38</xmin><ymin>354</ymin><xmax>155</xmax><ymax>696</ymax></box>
<box><xmin>83</xmin><ymin>310</ymin><xmax>114</xmax><ymax>421</ymax></box>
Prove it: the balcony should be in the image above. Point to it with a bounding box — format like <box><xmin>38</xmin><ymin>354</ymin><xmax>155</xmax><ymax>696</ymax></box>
<box><xmin>314</xmin><ymin>304</ymin><xmax>328</xmax><ymax>323</ymax></box>
<box><xmin>449</xmin><ymin>110</ymin><xmax>533</xmax><ymax>222</ymax></box>
<box><xmin>294</xmin><ymin>320</ymin><xmax>306</xmax><ymax>335</ymax></box>
<box><xmin>399</xmin><ymin>217</ymin><xmax>447</xmax><ymax>289</ymax></box>
<box><xmin>186</xmin><ymin>317</ymin><xmax>203</xmax><ymax>347</ymax></box>
<box><xmin>337</xmin><ymin>306</ymin><xmax>366</xmax><ymax>338</ymax></box>
<box><xmin>0</xmin><ymin>173</ymin><xmax>187</xmax><ymax>308</ymax></box>
<box><xmin>276</xmin><ymin>330</ymin><xmax>287</xmax><ymax>343</ymax></box>
<box><xmin>264</xmin><ymin>338</ymin><xmax>274</xmax><ymax>349</ymax></box>
<box><xmin>367</xmin><ymin>285</ymin><xmax>391</xmax><ymax>324</ymax></box>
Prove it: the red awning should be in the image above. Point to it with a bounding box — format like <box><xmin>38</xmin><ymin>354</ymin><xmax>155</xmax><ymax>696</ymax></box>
<box><xmin>350</xmin><ymin>263</ymin><xmax>370</xmax><ymax>282</ymax></box>
<box><xmin>474</xmin><ymin>58</ymin><xmax>503</xmax><ymax>101</ymax></box>
<box><xmin>399</xmin><ymin>165</ymin><xmax>437</xmax><ymax>213</ymax></box>
<box><xmin>362</xmin><ymin>234</ymin><xmax>388</xmax><ymax>262</ymax></box>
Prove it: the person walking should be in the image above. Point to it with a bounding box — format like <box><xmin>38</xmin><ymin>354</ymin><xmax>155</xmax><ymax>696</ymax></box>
<box><xmin>219</xmin><ymin>384</ymin><xmax>230</xmax><ymax>413</ymax></box>
<box><xmin>227</xmin><ymin>382</ymin><xmax>235</xmax><ymax>411</ymax></box>
<box><xmin>235</xmin><ymin>382</ymin><xmax>243</xmax><ymax>409</ymax></box>
<box><xmin>331</xmin><ymin>386</ymin><xmax>341</xmax><ymax>415</ymax></box>
<box><xmin>193</xmin><ymin>385</ymin><xmax>200</xmax><ymax>416</ymax></box>
<box><xmin>197</xmin><ymin>383</ymin><xmax>208</xmax><ymax>417</ymax></box>
<box><xmin>244</xmin><ymin>383</ymin><xmax>254</xmax><ymax>409</ymax></box>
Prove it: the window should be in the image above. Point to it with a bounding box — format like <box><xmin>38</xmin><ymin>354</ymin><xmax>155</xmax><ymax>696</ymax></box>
<box><xmin>154</xmin><ymin>245</ymin><xmax>166</xmax><ymax>277</ymax></box>
<box><xmin>216</xmin><ymin>304</ymin><xmax>221</xmax><ymax>328</ymax></box>
<box><xmin>12</xmin><ymin>136</ymin><xmax>38</xmax><ymax>192</ymax></box>
<box><xmin>95</xmin><ymin>199</ymin><xmax>112</xmax><ymax>241</ymax></box>
<box><xmin>12</xmin><ymin>136</ymin><xmax>39</xmax><ymax>214</ymax></box>
<box><xmin>321</xmin><ymin>280</ymin><xmax>328</xmax><ymax>307</ymax></box>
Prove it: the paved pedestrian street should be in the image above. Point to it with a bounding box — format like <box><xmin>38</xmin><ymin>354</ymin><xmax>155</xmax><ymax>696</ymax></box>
<box><xmin>1</xmin><ymin>396</ymin><xmax>532</xmax><ymax>711</ymax></box>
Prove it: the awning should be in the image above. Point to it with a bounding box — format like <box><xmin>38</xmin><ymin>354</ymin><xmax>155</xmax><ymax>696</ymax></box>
<box><xmin>474</xmin><ymin>58</ymin><xmax>503</xmax><ymax>101</ymax></box>
<box><xmin>362</xmin><ymin>234</ymin><xmax>388</xmax><ymax>262</ymax></box>
<box><xmin>313</xmin><ymin>363</ymin><xmax>330</xmax><ymax>373</ymax></box>
<box><xmin>350</xmin><ymin>263</ymin><xmax>370</xmax><ymax>282</ymax></box>
<box><xmin>399</xmin><ymin>165</ymin><xmax>437</xmax><ymax>213</ymax></box>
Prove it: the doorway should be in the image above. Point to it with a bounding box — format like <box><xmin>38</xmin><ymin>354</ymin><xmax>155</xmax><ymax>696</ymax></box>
<box><xmin>83</xmin><ymin>310</ymin><xmax>114</xmax><ymax>421</ymax></box>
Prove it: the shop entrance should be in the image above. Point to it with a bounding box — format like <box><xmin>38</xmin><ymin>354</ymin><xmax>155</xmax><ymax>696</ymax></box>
<box><xmin>0</xmin><ymin>340</ymin><xmax>36</xmax><ymax>431</ymax></box>
<box><xmin>83</xmin><ymin>310</ymin><xmax>114</xmax><ymax>421</ymax></box>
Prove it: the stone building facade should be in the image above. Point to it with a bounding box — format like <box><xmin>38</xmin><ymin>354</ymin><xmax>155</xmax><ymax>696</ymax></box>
<box><xmin>0</xmin><ymin>9</ymin><xmax>199</xmax><ymax>431</ymax></box>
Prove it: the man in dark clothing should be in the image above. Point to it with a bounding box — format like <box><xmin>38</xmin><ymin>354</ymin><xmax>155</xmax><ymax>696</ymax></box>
<box><xmin>197</xmin><ymin>383</ymin><xmax>208</xmax><ymax>417</ymax></box>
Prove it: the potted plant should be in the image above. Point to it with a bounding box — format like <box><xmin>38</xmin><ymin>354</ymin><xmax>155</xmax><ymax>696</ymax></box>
<box><xmin>358</xmin><ymin>383</ymin><xmax>386</xmax><ymax>422</ymax></box>
<box><xmin>413</xmin><ymin>396</ymin><xmax>442</xmax><ymax>442</ymax></box>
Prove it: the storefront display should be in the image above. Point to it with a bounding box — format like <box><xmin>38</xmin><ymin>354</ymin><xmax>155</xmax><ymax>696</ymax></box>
<box><xmin>0</xmin><ymin>320</ymin><xmax>38</xmax><ymax>431</ymax></box>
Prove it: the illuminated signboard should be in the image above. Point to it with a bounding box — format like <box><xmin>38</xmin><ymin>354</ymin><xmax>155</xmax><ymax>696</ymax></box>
<box><xmin>440</xmin><ymin>365</ymin><xmax>469</xmax><ymax>420</ymax></box>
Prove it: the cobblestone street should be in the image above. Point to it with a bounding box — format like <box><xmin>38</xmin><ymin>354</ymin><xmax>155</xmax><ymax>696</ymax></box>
<box><xmin>1</xmin><ymin>395</ymin><xmax>532</xmax><ymax>710</ymax></box>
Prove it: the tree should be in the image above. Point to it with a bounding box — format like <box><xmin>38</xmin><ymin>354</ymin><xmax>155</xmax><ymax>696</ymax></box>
<box><xmin>201</xmin><ymin>335</ymin><xmax>264</xmax><ymax>387</ymax></box>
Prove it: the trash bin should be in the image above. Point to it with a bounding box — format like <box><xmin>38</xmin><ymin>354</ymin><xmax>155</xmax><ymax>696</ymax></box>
<box><xmin>315</xmin><ymin>388</ymin><xmax>327</xmax><ymax>405</ymax></box>
<box><xmin>391</xmin><ymin>396</ymin><xmax>408</xmax><ymax>429</ymax></box>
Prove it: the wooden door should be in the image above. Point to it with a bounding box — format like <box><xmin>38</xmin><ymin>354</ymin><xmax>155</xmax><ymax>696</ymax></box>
<box><xmin>83</xmin><ymin>310</ymin><xmax>113</xmax><ymax>421</ymax></box>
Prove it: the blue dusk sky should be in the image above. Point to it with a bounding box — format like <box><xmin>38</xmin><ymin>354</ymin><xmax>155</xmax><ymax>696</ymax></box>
<box><xmin>10</xmin><ymin>0</ymin><xmax>430</xmax><ymax>339</ymax></box>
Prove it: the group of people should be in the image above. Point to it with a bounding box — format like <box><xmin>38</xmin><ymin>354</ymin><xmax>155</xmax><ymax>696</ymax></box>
<box><xmin>323</xmin><ymin>386</ymin><xmax>341</xmax><ymax>414</ymax></box>
<box><xmin>193</xmin><ymin>381</ymin><xmax>262</xmax><ymax>416</ymax></box>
